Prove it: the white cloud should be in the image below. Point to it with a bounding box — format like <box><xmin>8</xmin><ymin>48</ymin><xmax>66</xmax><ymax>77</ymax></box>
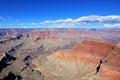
<box><xmin>0</xmin><ymin>16</ymin><xmax>5</xmax><ymax>21</ymax></box>
<box><xmin>75</xmin><ymin>15</ymin><xmax>102</xmax><ymax>22</ymax></box>
<box><xmin>40</xmin><ymin>20</ymin><xmax>53</xmax><ymax>24</ymax></box>
<box><xmin>39</xmin><ymin>15</ymin><xmax>120</xmax><ymax>28</ymax></box>
<box><xmin>55</xmin><ymin>23</ymin><xmax>76</xmax><ymax>28</ymax></box>
<box><xmin>74</xmin><ymin>15</ymin><xmax>120</xmax><ymax>23</ymax></box>
<box><xmin>40</xmin><ymin>15</ymin><xmax>120</xmax><ymax>24</ymax></box>
<box><xmin>104</xmin><ymin>23</ymin><xmax>120</xmax><ymax>28</ymax></box>
<box><xmin>1</xmin><ymin>15</ymin><xmax>120</xmax><ymax>28</ymax></box>
<box><xmin>40</xmin><ymin>18</ymin><xmax>73</xmax><ymax>24</ymax></box>
<box><xmin>23</xmin><ymin>26</ymin><xmax>27</xmax><ymax>28</ymax></box>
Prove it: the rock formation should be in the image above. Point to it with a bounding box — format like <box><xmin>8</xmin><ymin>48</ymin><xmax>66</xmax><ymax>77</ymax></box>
<box><xmin>0</xmin><ymin>29</ymin><xmax>21</xmax><ymax>37</ymax></box>
<box><xmin>56</xmin><ymin>40</ymin><xmax>120</xmax><ymax>80</ymax></box>
<box><xmin>27</xmin><ymin>30</ymin><xmax>49</xmax><ymax>40</ymax></box>
<box><xmin>32</xmin><ymin>40</ymin><xmax>120</xmax><ymax>80</ymax></box>
<box><xmin>27</xmin><ymin>30</ymin><xmax>60</xmax><ymax>41</ymax></box>
<box><xmin>0</xmin><ymin>28</ymin><xmax>120</xmax><ymax>80</ymax></box>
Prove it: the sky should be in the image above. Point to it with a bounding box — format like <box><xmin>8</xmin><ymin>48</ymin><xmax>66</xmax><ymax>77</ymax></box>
<box><xmin>0</xmin><ymin>0</ymin><xmax>120</xmax><ymax>28</ymax></box>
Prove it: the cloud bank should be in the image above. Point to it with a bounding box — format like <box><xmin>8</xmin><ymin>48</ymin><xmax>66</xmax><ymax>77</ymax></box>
<box><xmin>40</xmin><ymin>15</ymin><xmax>120</xmax><ymax>24</ymax></box>
<box><xmin>40</xmin><ymin>15</ymin><xmax>120</xmax><ymax>28</ymax></box>
<box><xmin>104</xmin><ymin>23</ymin><xmax>120</xmax><ymax>28</ymax></box>
<box><xmin>1</xmin><ymin>15</ymin><xmax>120</xmax><ymax>28</ymax></box>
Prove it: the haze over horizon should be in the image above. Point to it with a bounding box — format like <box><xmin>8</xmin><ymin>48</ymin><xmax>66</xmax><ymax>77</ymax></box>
<box><xmin>0</xmin><ymin>0</ymin><xmax>120</xmax><ymax>28</ymax></box>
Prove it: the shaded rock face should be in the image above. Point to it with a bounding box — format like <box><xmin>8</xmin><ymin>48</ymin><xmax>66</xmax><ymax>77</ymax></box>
<box><xmin>2</xmin><ymin>72</ymin><xmax>23</xmax><ymax>80</ymax></box>
<box><xmin>0</xmin><ymin>53</ymin><xmax>16</xmax><ymax>72</ymax></box>
<box><xmin>32</xmin><ymin>40</ymin><xmax>120</xmax><ymax>80</ymax></box>
<box><xmin>0</xmin><ymin>73</ymin><xmax>6</xmax><ymax>80</ymax></box>
<box><xmin>3</xmin><ymin>72</ymin><xmax>16</xmax><ymax>80</ymax></box>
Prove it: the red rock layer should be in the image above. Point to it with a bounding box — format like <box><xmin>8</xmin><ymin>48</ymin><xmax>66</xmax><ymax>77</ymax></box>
<box><xmin>72</xmin><ymin>40</ymin><xmax>117</xmax><ymax>56</ymax></box>
<box><xmin>54</xmin><ymin>40</ymin><xmax>120</xmax><ymax>80</ymax></box>
<box><xmin>27</xmin><ymin>30</ymin><xmax>60</xmax><ymax>40</ymax></box>
<box><xmin>27</xmin><ymin>30</ymin><xmax>49</xmax><ymax>40</ymax></box>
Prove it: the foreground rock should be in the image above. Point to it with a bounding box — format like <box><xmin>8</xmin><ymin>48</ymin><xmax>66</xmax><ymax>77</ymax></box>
<box><xmin>32</xmin><ymin>40</ymin><xmax>120</xmax><ymax>80</ymax></box>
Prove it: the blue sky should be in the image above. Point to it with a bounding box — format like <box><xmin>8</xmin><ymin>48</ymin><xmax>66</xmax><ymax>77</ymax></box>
<box><xmin>0</xmin><ymin>0</ymin><xmax>120</xmax><ymax>28</ymax></box>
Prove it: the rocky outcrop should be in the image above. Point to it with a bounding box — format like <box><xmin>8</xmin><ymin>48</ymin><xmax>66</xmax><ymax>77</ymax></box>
<box><xmin>2</xmin><ymin>71</ymin><xmax>23</xmax><ymax>80</ymax></box>
<box><xmin>0</xmin><ymin>29</ymin><xmax>21</xmax><ymax>37</ymax></box>
<box><xmin>0</xmin><ymin>29</ymin><xmax>23</xmax><ymax>44</ymax></box>
<box><xmin>27</xmin><ymin>30</ymin><xmax>49</xmax><ymax>40</ymax></box>
<box><xmin>72</xmin><ymin>40</ymin><xmax>119</xmax><ymax>57</ymax></box>
<box><xmin>53</xmin><ymin>40</ymin><xmax>120</xmax><ymax>80</ymax></box>
<box><xmin>0</xmin><ymin>53</ymin><xmax>16</xmax><ymax>72</ymax></box>
<box><xmin>27</xmin><ymin>30</ymin><xmax>60</xmax><ymax>41</ymax></box>
<box><xmin>0</xmin><ymin>29</ymin><xmax>120</xmax><ymax>80</ymax></box>
<box><xmin>72</xmin><ymin>40</ymin><xmax>120</xmax><ymax>80</ymax></box>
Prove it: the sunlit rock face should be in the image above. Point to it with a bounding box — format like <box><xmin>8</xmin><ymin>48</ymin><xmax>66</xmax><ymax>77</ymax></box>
<box><xmin>32</xmin><ymin>40</ymin><xmax>120</xmax><ymax>80</ymax></box>
<box><xmin>27</xmin><ymin>30</ymin><xmax>60</xmax><ymax>41</ymax></box>
<box><xmin>72</xmin><ymin>40</ymin><xmax>119</xmax><ymax>57</ymax></box>
<box><xmin>0</xmin><ymin>29</ymin><xmax>21</xmax><ymax>36</ymax></box>
<box><xmin>27</xmin><ymin>30</ymin><xmax>49</xmax><ymax>40</ymax></box>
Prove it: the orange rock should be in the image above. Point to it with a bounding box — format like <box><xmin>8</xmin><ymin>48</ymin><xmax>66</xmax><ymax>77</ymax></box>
<box><xmin>54</xmin><ymin>40</ymin><xmax>120</xmax><ymax>80</ymax></box>
<box><xmin>72</xmin><ymin>40</ymin><xmax>116</xmax><ymax>57</ymax></box>
<box><xmin>27</xmin><ymin>30</ymin><xmax>49</xmax><ymax>40</ymax></box>
<box><xmin>99</xmin><ymin>64</ymin><xmax>120</xmax><ymax>80</ymax></box>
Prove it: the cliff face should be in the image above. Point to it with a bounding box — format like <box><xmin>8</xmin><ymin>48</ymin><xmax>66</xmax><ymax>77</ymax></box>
<box><xmin>27</xmin><ymin>30</ymin><xmax>60</xmax><ymax>40</ymax></box>
<box><xmin>0</xmin><ymin>29</ymin><xmax>21</xmax><ymax>36</ymax></box>
<box><xmin>1</xmin><ymin>29</ymin><xmax>120</xmax><ymax>80</ymax></box>
<box><xmin>72</xmin><ymin>40</ymin><xmax>118</xmax><ymax>56</ymax></box>
<box><xmin>27</xmin><ymin>30</ymin><xmax>49</xmax><ymax>40</ymax></box>
<box><xmin>53</xmin><ymin>40</ymin><xmax>120</xmax><ymax>80</ymax></box>
<box><xmin>0</xmin><ymin>29</ymin><xmax>23</xmax><ymax>44</ymax></box>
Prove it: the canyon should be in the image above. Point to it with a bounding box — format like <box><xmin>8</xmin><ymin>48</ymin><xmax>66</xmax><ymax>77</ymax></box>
<box><xmin>0</xmin><ymin>28</ymin><xmax>120</xmax><ymax>80</ymax></box>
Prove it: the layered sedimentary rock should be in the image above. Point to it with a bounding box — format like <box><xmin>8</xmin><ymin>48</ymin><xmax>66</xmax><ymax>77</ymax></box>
<box><xmin>32</xmin><ymin>40</ymin><xmax>120</xmax><ymax>80</ymax></box>
<box><xmin>0</xmin><ymin>29</ymin><xmax>23</xmax><ymax>44</ymax></box>
<box><xmin>27</xmin><ymin>30</ymin><xmax>60</xmax><ymax>40</ymax></box>
<box><xmin>56</xmin><ymin>40</ymin><xmax>120</xmax><ymax>80</ymax></box>
<box><xmin>0</xmin><ymin>29</ymin><xmax>21</xmax><ymax>36</ymax></box>
<box><xmin>27</xmin><ymin>30</ymin><xmax>49</xmax><ymax>40</ymax></box>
